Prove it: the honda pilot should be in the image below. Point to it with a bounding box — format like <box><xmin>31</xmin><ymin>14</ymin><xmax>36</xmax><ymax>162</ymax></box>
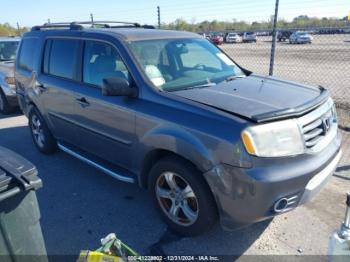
<box><xmin>16</xmin><ymin>21</ymin><xmax>341</xmax><ymax>236</ymax></box>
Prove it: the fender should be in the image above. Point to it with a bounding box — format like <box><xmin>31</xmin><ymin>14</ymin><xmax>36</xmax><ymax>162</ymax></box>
<box><xmin>137</xmin><ymin>125</ymin><xmax>215</xmax><ymax>174</ymax></box>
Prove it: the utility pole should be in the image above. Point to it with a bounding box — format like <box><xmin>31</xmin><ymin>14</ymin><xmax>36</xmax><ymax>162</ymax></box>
<box><xmin>269</xmin><ymin>0</ymin><xmax>279</xmax><ymax>76</ymax></box>
<box><xmin>16</xmin><ymin>22</ymin><xmax>20</xmax><ymax>36</ymax></box>
<box><xmin>90</xmin><ymin>13</ymin><xmax>94</xmax><ymax>27</ymax></box>
<box><xmin>157</xmin><ymin>6</ymin><xmax>161</xmax><ymax>29</ymax></box>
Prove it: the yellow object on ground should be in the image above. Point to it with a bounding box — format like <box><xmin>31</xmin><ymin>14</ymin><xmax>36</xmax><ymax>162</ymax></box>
<box><xmin>77</xmin><ymin>250</ymin><xmax>124</xmax><ymax>262</ymax></box>
<box><xmin>77</xmin><ymin>233</ymin><xmax>141</xmax><ymax>262</ymax></box>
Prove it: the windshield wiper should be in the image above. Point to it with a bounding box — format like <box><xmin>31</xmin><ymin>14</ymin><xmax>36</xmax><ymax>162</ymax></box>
<box><xmin>190</xmin><ymin>83</ymin><xmax>217</xmax><ymax>89</ymax></box>
<box><xmin>226</xmin><ymin>75</ymin><xmax>246</xmax><ymax>82</ymax></box>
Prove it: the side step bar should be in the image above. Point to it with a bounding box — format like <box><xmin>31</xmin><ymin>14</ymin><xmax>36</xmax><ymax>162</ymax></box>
<box><xmin>58</xmin><ymin>143</ymin><xmax>135</xmax><ymax>184</ymax></box>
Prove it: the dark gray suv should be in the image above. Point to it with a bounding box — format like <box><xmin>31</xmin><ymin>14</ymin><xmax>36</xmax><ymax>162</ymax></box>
<box><xmin>16</xmin><ymin>21</ymin><xmax>342</xmax><ymax>236</ymax></box>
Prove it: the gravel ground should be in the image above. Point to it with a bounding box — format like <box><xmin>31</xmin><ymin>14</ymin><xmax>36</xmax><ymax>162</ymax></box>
<box><xmin>0</xmin><ymin>112</ymin><xmax>349</xmax><ymax>261</ymax></box>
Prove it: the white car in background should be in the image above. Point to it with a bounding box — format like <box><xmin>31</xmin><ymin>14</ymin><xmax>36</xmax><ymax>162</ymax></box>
<box><xmin>225</xmin><ymin>33</ymin><xmax>242</xmax><ymax>43</ymax></box>
<box><xmin>242</xmin><ymin>32</ymin><xmax>257</xmax><ymax>43</ymax></box>
<box><xmin>289</xmin><ymin>31</ymin><xmax>313</xmax><ymax>44</ymax></box>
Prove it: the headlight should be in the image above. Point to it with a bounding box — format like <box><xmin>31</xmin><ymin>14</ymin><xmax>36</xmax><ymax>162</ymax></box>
<box><xmin>241</xmin><ymin>119</ymin><xmax>304</xmax><ymax>157</ymax></box>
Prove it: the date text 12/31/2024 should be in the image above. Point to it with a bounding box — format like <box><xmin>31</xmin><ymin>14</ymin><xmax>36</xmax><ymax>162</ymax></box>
<box><xmin>127</xmin><ymin>256</ymin><xmax>220</xmax><ymax>261</ymax></box>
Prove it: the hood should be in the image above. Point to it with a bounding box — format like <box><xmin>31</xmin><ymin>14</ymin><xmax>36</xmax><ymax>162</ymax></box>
<box><xmin>173</xmin><ymin>74</ymin><xmax>328</xmax><ymax>122</ymax></box>
<box><xmin>0</xmin><ymin>61</ymin><xmax>15</xmax><ymax>77</ymax></box>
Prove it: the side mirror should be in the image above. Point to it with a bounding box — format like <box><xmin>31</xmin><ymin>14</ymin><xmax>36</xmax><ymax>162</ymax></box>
<box><xmin>102</xmin><ymin>77</ymin><xmax>137</xmax><ymax>97</ymax></box>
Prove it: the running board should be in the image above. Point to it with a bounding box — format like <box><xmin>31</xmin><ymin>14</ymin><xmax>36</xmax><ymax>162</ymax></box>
<box><xmin>58</xmin><ymin>143</ymin><xmax>135</xmax><ymax>183</ymax></box>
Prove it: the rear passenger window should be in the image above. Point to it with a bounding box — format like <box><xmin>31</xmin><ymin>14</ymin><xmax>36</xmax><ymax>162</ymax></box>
<box><xmin>43</xmin><ymin>39</ymin><xmax>79</xmax><ymax>79</ymax></box>
<box><xmin>18</xmin><ymin>38</ymin><xmax>39</xmax><ymax>72</ymax></box>
<box><xmin>83</xmin><ymin>41</ymin><xmax>130</xmax><ymax>87</ymax></box>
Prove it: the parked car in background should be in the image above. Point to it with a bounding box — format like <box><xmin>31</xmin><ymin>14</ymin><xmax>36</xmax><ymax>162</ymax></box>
<box><xmin>225</xmin><ymin>33</ymin><xmax>242</xmax><ymax>43</ymax></box>
<box><xmin>0</xmin><ymin>37</ymin><xmax>20</xmax><ymax>113</ymax></box>
<box><xmin>256</xmin><ymin>31</ymin><xmax>270</xmax><ymax>36</ymax></box>
<box><xmin>210</xmin><ymin>34</ymin><xmax>224</xmax><ymax>45</ymax></box>
<box><xmin>242</xmin><ymin>32</ymin><xmax>257</xmax><ymax>43</ymax></box>
<box><xmin>277</xmin><ymin>30</ymin><xmax>293</xmax><ymax>42</ymax></box>
<box><xmin>16</xmin><ymin>21</ymin><xmax>341</xmax><ymax>236</ymax></box>
<box><xmin>289</xmin><ymin>31</ymin><xmax>313</xmax><ymax>44</ymax></box>
<box><xmin>198</xmin><ymin>32</ymin><xmax>206</xmax><ymax>39</ymax></box>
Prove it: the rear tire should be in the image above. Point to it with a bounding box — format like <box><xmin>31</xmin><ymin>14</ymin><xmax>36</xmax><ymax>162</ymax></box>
<box><xmin>29</xmin><ymin>107</ymin><xmax>57</xmax><ymax>154</ymax></box>
<box><xmin>0</xmin><ymin>89</ymin><xmax>13</xmax><ymax>114</ymax></box>
<box><xmin>149</xmin><ymin>156</ymin><xmax>218</xmax><ymax>236</ymax></box>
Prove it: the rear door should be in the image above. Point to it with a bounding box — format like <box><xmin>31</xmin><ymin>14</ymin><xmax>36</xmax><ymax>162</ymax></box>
<box><xmin>72</xmin><ymin>40</ymin><xmax>136</xmax><ymax>170</ymax></box>
<box><xmin>37</xmin><ymin>38</ymin><xmax>82</xmax><ymax>145</ymax></box>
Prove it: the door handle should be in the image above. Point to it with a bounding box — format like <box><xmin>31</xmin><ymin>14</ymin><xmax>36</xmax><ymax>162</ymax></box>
<box><xmin>75</xmin><ymin>97</ymin><xmax>90</xmax><ymax>107</ymax></box>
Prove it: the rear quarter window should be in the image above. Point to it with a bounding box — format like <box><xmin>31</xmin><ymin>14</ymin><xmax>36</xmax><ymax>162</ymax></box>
<box><xmin>43</xmin><ymin>39</ymin><xmax>79</xmax><ymax>80</ymax></box>
<box><xmin>17</xmin><ymin>38</ymin><xmax>39</xmax><ymax>72</ymax></box>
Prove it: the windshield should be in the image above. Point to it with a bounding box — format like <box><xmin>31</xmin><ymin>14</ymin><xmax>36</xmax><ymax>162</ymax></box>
<box><xmin>128</xmin><ymin>38</ymin><xmax>245</xmax><ymax>92</ymax></box>
<box><xmin>0</xmin><ymin>41</ymin><xmax>19</xmax><ymax>61</ymax></box>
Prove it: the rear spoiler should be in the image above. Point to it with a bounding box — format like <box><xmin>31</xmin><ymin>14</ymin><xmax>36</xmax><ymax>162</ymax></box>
<box><xmin>251</xmin><ymin>86</ymin><xmax>329</xmax><ymax>123</ymax></box>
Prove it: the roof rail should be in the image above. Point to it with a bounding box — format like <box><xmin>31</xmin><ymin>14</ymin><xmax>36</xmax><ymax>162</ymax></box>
<box><xmin>31</xmin><ymin>21</ymin><xmax>155</xmax><ymax>31</ymax></box>
<box><xmin>76</xmin><ymin>20</ymin><xmax>141</xmax><ymax>27</ymax></box>
<box><xmin>31</xmin><ymin>22</ymin><xmax>83</xmax><ymax>31</ymax></box>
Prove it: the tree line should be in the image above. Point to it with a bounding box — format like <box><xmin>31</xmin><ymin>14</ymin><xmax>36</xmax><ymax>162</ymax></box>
<box><xmin>0</xmin><ymin>15</ymin><xmax>349</xmax><ymax>36</ymax></box>
<box><xmin>162</xmin><ymin>15</ymin><xmax>350</xmax><ymax>32</ymax></box>
<box><xmin>0</xmin><ymin>23</ymin><xmax>28</xmax><ymax>36</ymax></box>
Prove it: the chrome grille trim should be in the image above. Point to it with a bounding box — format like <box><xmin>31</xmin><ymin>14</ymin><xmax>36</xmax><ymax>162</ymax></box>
<box><xmin>297</xmin><ymin>98</ymin><xmax>337</xmax><ymax>152</ymax></box>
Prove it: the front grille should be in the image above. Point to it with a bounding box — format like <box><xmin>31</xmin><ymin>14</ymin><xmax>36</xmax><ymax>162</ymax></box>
<box><xmin>298</xmin><ymin>99</ymin><xmax>336</xmax><ymax>150</ymax></box>
<box><xmin>302</xmin><ymin>118</ymin><xmax>325</xmax><ymax>148</ymax></box>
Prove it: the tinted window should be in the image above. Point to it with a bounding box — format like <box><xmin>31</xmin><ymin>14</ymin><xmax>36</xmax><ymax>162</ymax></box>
<box><xmin>83</xmin><ymin>41</ymin><xmax>130</xmax><ymax>87</ymax></box>
<box><xmin>44</xmin><ymin>39</ymin><xmax>79</xmax><ymax>79</ymax></box>
<box><xmin>18</xmin><ymin>38</ymin><xmax>38</xmax><ymax>71</ymax></box>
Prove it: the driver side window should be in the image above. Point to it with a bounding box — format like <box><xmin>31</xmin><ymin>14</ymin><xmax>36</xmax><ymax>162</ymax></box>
<box><xmin>83</xmin><ymin>41</ymin><xmax>130</xmax><ymax>87</ymax></box>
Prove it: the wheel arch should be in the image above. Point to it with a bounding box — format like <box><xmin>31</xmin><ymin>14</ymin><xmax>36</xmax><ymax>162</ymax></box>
<box><xmin>138</xmin><ymin>127</ymin><xmax>215</xmax><ymax>188</ymax></box>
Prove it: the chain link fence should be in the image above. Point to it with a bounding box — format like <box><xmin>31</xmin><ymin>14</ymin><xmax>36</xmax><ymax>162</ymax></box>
<box><xmin>220</xmin><ymin>27</ymin><xmax>350</xmax><ymax>129</ymax></box>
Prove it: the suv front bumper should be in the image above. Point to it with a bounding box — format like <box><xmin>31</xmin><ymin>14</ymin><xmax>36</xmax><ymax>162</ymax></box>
<box><xmin>204</xmin><ymin>132</ymin><xmax>342</xmax><ymax>231</ymax></box>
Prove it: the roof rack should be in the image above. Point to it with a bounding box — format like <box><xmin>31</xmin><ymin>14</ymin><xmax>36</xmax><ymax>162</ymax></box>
<box><xmin>31</xmin><ymin>21</ymin><xmax>155</xmax><ymax>31</ymax></box>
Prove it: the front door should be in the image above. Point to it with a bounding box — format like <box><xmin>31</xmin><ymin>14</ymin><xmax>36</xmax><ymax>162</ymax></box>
<box><xmin>73</xmin><ymin>40</ymin><xmax>136</xmax><ymax>170</ymax></box>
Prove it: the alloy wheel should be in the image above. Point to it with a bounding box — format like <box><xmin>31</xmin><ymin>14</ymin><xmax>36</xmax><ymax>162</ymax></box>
<box><xmin>31</xmin><ymin>114</ymin><xmax>45</xmax><ymax>148</ymax></box>
<box><xmin>156</xmin><ymin>172</ymin><xmax>199</xmax><ymax>226</ymax></box>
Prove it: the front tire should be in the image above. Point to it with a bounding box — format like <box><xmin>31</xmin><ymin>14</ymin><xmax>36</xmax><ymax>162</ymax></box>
<box><xmin>29</xmin><ymin>107</ymin><xmax>57</xmax><ymax>154</ymax></box>
<box><xmin>149</xmin><ymin>156</ymin><xmax>218</xmax><ymax>236</ymax></box>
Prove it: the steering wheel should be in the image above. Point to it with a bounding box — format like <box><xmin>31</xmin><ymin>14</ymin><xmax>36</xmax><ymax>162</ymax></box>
<box><xmin>193</xmin><ymin>64</ymin><xmax>206</xmax><ymax>70</ymax></box>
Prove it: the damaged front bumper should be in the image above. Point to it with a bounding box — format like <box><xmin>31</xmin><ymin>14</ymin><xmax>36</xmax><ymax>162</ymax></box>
<box><xmin>203</xmin><ymin>132</ymin><xmax>342</xmax><ymax>231</ymax></box>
